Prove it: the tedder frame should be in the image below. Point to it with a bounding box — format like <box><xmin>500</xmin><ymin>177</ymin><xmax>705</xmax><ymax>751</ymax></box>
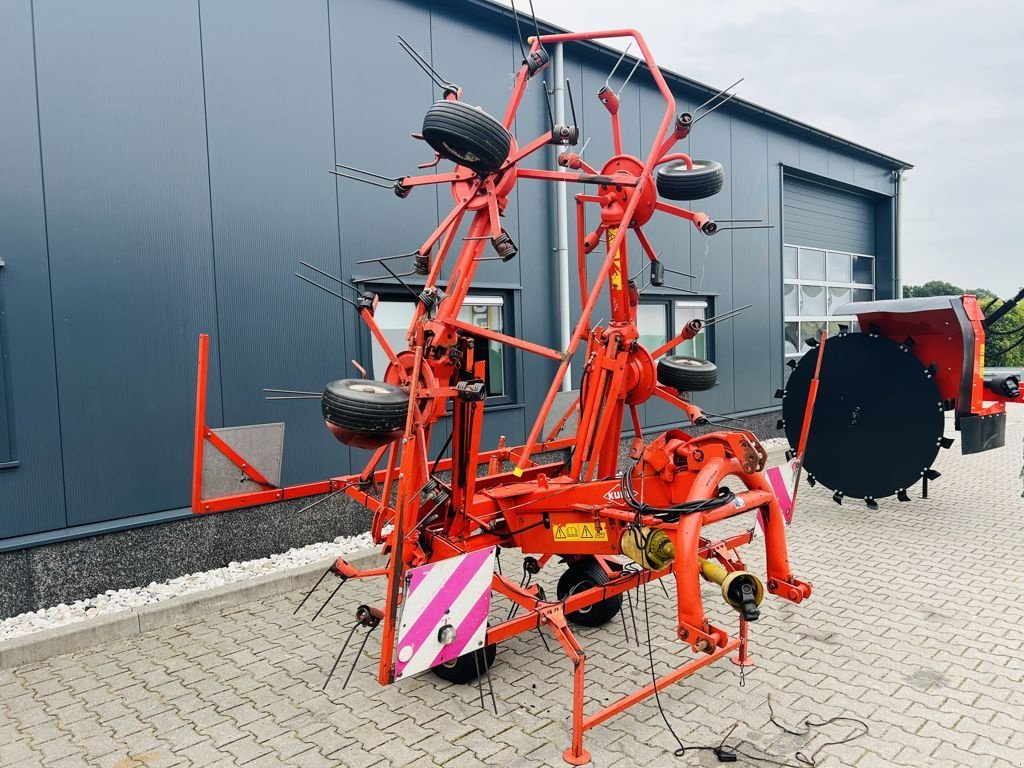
<box><xmin>191</xmin><ymin>27</ymin><xmax>813</xmax><ymax>764</ymax></box>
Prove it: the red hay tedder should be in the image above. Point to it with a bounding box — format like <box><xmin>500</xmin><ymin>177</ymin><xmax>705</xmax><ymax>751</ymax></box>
<box><xmin>186</xmin><ymin>19</ymin><xmax>1021</xmax><ymax>765</ymax></box>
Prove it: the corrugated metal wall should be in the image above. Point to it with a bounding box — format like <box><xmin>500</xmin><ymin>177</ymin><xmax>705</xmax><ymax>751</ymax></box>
<box><xmin>0</xmin><ymin>0</ymin><xmax>897</xmax><ymax>544</ymax></box>
<box><xmin>783</xmin><ymin>176</ymin><xmax>876</xmax><ymax>254</ymax></box>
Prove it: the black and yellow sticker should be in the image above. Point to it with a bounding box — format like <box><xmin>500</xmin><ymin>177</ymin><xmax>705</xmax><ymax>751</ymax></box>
<box><xmin>553</xmin><ymin>522</ymin><xmax>608</xmax><ymax>542</ymax></box>
<box><xmin>608</xmin><ymin>227</ymin><xmax>622</xmax><ymax>289</ymax></box>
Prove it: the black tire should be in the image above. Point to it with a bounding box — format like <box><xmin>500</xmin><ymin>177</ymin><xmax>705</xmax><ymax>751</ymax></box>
<box><xmin>321</xmin><ymin>379</ymin><xmax>408</xmax><ymax>434</ymax></box>
<box><xmin>422</xmin><ymin>100</ymin><xmax>512</xmax><ymax>175</ymax></box>
<box><xmin>556</xmin><ymin>559</ymin><xmax>621</xmax><ymax>628</ymax></box>
<box><xmin>655</xmin><ymin>159</ymin><xmax>725</xmax><ymax>201</ymax></box>
<box><xmin>657</xmin><ymin>356</ymin><xmax>718</xmax><ymax>392</ymax></box>
<box><xmin>431</xmin><ymin>644</ymin><xmax>497</xmax><ymax>684</ymax></box>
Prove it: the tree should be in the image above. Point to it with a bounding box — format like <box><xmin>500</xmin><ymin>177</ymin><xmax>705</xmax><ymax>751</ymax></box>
<box><xmin>902</xmin><ymin>284</ymin><xmax>1024</xmax><ymax>368</ymax></box>
<box><xmin>902</xmin><ymin>280</ymin><xmax>963</xmax><ymax>298</ymax></box>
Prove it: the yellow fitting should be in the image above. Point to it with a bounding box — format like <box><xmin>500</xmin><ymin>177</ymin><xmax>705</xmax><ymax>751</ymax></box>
<box><xmin>699</xmin><ymin>558</ymin><xmax>764</xmax><ymax>616</ymax></box>
<box><xmin>620</xmin><ymin>527</ymin><xmax>676</xmax><ymax>570</ymax></box>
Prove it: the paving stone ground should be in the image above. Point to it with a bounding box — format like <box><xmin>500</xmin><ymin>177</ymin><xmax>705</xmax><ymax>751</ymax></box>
<box><xmin>3</xmin><ymin>411</ymin><xmax>1024</xmax><ymax>767</ymax></box>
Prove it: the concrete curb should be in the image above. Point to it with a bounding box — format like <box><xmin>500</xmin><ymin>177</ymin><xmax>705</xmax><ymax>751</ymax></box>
<box><xmin>0</xmin><ymin>548</ymin><xmax>385</xmax><ymax>670</ymax></box>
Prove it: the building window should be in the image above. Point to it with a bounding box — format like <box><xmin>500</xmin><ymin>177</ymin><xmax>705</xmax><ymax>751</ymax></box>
<box><xmin>783</xmin><ymin>244</ymin><xmax>873</xmax><ymax>370</ymax></box>
<box><xmin>368</xmin><ymin>294</ymin><xmax>509</xmax><ymax>400</ymax></box>
<box><xmin>636</xmin><ymin>297</ymin><xmax>711</xmax><ymax>360</ymax></box>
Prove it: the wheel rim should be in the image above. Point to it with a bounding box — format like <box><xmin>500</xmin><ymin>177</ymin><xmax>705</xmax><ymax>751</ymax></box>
<box><xmin>568</xmin><ymin>580</ymin><xmax>597</xmax><ymax>614</ymax></box>
<box><xmin>349</xmin><ymin>383</ymin><xmax>391</xmax><ymax>395</ymax></box>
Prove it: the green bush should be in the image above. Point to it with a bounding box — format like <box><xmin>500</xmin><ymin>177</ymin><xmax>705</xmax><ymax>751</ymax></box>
<box><xmin>902</xmin><ymin>283</ymin><xmax>1024</xmax><ymax>368</ymax></box>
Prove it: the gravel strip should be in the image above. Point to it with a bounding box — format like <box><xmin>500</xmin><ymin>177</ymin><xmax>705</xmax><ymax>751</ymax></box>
<box><xmin>1</xmin><ymin>532</ymin><xmax>375</xmax><ymax>641</ymax></box>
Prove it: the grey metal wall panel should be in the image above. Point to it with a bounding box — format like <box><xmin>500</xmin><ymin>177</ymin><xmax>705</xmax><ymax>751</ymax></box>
<box><xmin>685</xmin><ymin>109</ymin><xmax>735</xmax><ymax>415</ymax></box>
<box><xmin>0</xmin><ymin>0</ymin><xmax>902</xmax><ymax>545</ymax></box>
<box><xmin>638</xmin><ymin>84</ymin><xmax>694</xmax><ymax>429</ymax></box>
<box><xmin>0</xmin><ymin>271</ymin><xmax>12</xmax><ymax>463</ymax></box>
<box><xmin>0</xmin><ymin>0</ymin><xmax>67</xmax><ymax>537</ymax></box>
<box><xmin>508</xmin><ymin>44</ymin><xmax>560</xmax><ymax>437</ymax></box>
<box><xmin>783</xmin><ymin>176</ymin><xmax>876</xmax><ymax>253</ymax></box>
<box><xmin>33</xmin><ymin>0</ymin><xmax>221</xmax><ymax>525</ymax></box>
<box><xmin>729</xmin><ymin>119</ymin><xmax>772</xmax><ymax>412</ymax></box>
<box><xmin>200</xmin><ymin>0</ymin><xmax>347</xmax><ymax>486</ymax></box>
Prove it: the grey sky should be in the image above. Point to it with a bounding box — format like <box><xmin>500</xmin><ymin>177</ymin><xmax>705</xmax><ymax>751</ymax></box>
<box><xmin>495</xmin><ymin>0</ymin><xmax>1024</xmax><ymax>297</ymax></box>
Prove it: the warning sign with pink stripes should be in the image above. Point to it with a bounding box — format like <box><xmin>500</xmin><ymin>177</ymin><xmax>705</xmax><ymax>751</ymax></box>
<box><xmin>755</xmin><ymin>458</ymin><xmax>800</xmax><ymax>535</ymax></box>
<box><xmin>394</xmin><ymin>546</ymin><xmax>496</xmax><ymax>680</ymax></box>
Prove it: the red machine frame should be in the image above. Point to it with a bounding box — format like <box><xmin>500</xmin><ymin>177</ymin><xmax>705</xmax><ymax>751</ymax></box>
<box><xmin>192</xmin><ymin>29</ymin><xmax>812</xmax><ymax>765</ymax></box>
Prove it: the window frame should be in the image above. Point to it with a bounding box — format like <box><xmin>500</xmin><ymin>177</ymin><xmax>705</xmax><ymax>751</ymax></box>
<box><xmin>637</xmin><ymin>295</ymin><xmax>714</xmax><ymax>362</ymax></box>
<box><xmin>359</xmin><ymin>287</ymin><xmax>518</xmax><ymax>407</ymax></box>
<box><xmin>783</xmin><ymin>244</ymin><xmax>874</xmax><ymax>365</ymax></box>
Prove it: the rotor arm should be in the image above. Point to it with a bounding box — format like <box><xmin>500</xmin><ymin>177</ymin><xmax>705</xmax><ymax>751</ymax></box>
<box><xmin>654</xmin><ymin>200</ymin><xmax>718</xmax><ymax>235</ymax></box>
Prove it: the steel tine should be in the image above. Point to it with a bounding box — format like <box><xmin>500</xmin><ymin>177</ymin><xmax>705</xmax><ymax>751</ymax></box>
<box><xmin>263</xmin><ymin>388</ymin><xmax>321</xmax><ymax>396</ymax></box>
<box><xmin>616</xmin><ymin>56</ymin><xmax>642</xmax><ymax>97</ymax></box>
<box><xmin>692</xmin><ymin>88</ymin><xmax>740</xmax><ymax>124</ymax></box>
<box><xmin>342</xmin><ymin>624</ymin><xmax>377</xmax><ymax>690</ymax></box>
<box><xmin>380</xmin><ymin>260</ymin><xmax>421</xmax><ymax>300</ymax></box>
<box><xmin>604</xmin><ymin>42</ymin><xmax>633</xmax><ymax>88</ymax></box>
<box><xmin>483</xmin><ymin>652</ymin><xmax>498</xmax><ymax>715</ymax></box>
<box><xmin>323</xmin><ymin>621</ymin><xmax>361</xmax><ymax>690</ymax></box>
<box><xmin>294</xmin><ymin>273</ymin><xmax>359</xmax><ymax>308</ymax></box>
<box><xmin>296</xmin><ymin>486</ymin><xmax>347</xmax><ymax>516</ymax></box>
<box><xmin>619</xmin><ymin>597</ymin><xmax>632</xmax><ymax>645</ymax></box>
<box><xmin>704</xmin><ymin>304</ymin><xmax>752</xmax><ymax>327</ymax></box>
<box><xmin>312</xmin><ymin>579</ymin><xmax>345</xmax><ymax>622</ymax></box>
<box><xmin>658</xmin><ymin>577</ymin><xmax>670</xmax><ymax>599</ymax></box>
<box><xmin>355</xmin><ymin>251</ymin><xmax>416</xmax><ymax>265</ymax></box>
<box><xmin>536</xmin><ymin>624</ymin><xmax>552</xmax><ymax>653</ymax></box>
<box><xmin>472</xmin><ymin>650</ymin><xmax>487</xmax><ymax>710</ymax></box>
<box><xmin>333</xmin><ymin>162</ymin><xmax>400</xmax><ymax>182</ymax></box>
<box><xmin>294</xmin><ymin>566</ymin><xmax>333</xmax><ymax>616</ymax></box>
<box><xmin>663</xmin><ymin>265</ymin><xmax>695</xmax><ymax>278</ymax></box>
<box><xmin>328</xmin><ymin>170</ymin><xmax>395</xmax><ymax>189</ymax></box>
<box><xmin>298</xmin><ymin>261</ymin><xmax>359</xmax><ymax>293</ymax></box>
<box><xmin>693</xmin><ymin>77</ymin><xmax>744</xmax><ymax>115</ymax></box>
<box><xmin>626</xmin><ymin>589</ymin><xmax>640</xmax><ymax>647</ymax></box>
<box><xmin>265</xmin><ymin>395</ymin><xmax>320</xmax><ymax>400</ymax></box>
<box><xmin>396</xmin><ymin>34</ymin><xmax>448</xmax><ymax>91</ymax></box>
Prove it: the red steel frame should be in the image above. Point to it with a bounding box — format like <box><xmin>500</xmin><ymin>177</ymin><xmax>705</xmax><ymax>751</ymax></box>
<box><xmin>191</xmin><ymin>29</ymin><xmax>812</xmax><ymax>765</ymax></box>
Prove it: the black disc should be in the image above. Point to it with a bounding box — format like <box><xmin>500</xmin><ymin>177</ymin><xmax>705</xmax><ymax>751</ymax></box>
<box><xmin>782</xmin><ymin>333</ymin><xmax>944</xmax><ymax>501</ymax></box>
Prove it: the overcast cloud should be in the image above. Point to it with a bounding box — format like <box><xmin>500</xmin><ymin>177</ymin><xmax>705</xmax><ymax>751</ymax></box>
<box><xmin>496</xmin><ymin>0</ymin><xmax>1024</xmax><ymax>297</ymax></box>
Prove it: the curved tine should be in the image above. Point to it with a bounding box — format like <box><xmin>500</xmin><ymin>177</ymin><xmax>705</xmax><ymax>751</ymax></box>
<box><xmin>693</xmin><ymin>77</ymin><xmax>744</xmax><ymax>115</ymax></box>
<box><xmin>616</xmin><ymin>56</ymin><xmax>643</xmax><ymax>97</ymax></box>
<box><xmin>312</xmin><ymin>580</ymin><xmax>345</xmax><ymax>622</ymax></box>
<box><xmin>355</xmin><ymin>251</ymin><xmax>416</xmax><ymax>266</ymax></box>
<box><xmin>396</xmin><ymin>34</ymin><xmax>449</xmax><ymax>91</ymax></box>
<box><xmin>334</xmin><ymin>162</ymin><xmax>400</xmax><ymax>182</ymax></box>
<box><xmin>293</xmin><ymin>273</ymin><xmax>358</xmax><ymax>308</ymax></box>
<box><xmin>298</xmin><ymin>261</ymin><xmax>359</xmax><ymax>292</ymax></box>
<box><xmin>509</xmin><ymin>0</ymin><xmax>529</xmax><ymax>63</ymax></box>
<box><xmin>294</xmin><ymin>566</ymin><xmax>333</xmax><ymax>616</ymax></box>
<box><xmin>323</xmin><ymin>621</ymin><xmax>361</xmax><ymax>690</ymax></box>
<box><xmin>692</xmin><ymin>87</ymin><xmax>741</xmax><ymax>124</ymax></box>
<box><xmin>342</xmin><ymin>625</ymin><xmax>377</xmax><ymax>690</ymax></box>
<box><xmin>604</xmin><ymin>42</ymin><xmax>633</xmax><ymax>88</ymax></box>
<box><xmin>329</xmin><ymin>170</ymin><xmax>394</xmax><ymax>189</ymax></box>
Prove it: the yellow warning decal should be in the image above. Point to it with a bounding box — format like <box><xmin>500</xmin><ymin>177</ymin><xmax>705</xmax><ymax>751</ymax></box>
<box><xmin>608</xmin><ymin>228</ymin><xmax>623</xmax><ymax>290</ymax></box>
<box><xmin>553</xmin><ymin>522</ymin><xmax>608</xmax><ymax>542</ymax></box>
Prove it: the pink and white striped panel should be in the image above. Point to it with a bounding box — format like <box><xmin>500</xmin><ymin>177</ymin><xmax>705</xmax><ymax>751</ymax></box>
<box><xmin>756</xmin><ymin>458</ymin><xmax>800</xmax><ymax>535</ymax></box>
<box><xmin>394</xmin><ymin>547</ymin><xmax>496</xmax><ymax>680</ymax></box>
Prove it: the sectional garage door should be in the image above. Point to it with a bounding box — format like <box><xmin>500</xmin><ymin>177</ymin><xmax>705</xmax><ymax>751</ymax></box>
<box><xmin>782</xmin><ymin>176</ymin><xmax>877</xmax><ymax>368</ymax></box>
